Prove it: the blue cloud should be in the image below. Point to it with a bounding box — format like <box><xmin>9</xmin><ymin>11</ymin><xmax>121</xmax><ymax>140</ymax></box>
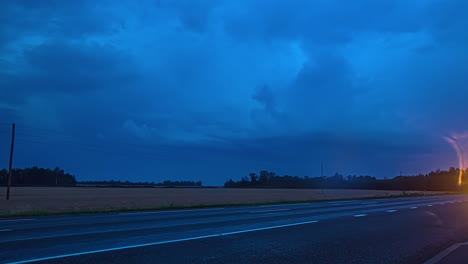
<box><xmin>1</xmin><ymin>0</ymin><xmax>467</xmax><ymax>184</ymax></box>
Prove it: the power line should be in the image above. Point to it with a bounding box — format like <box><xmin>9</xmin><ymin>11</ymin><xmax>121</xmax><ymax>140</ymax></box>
<box><xmin>12</xmin><ymin>124</ymin><xmax>80</xmax><ymax>138</ymax></box>
<box><xmin>14</xmin><ymin>138</ymin><xmax>169</xmax><ymax>161</ymax></box>
<box><xmin>12</xmin><ymin>129</ymin><xmax>175</xmax><ymax>154</ymax></box>
<box><xmin>2</xmin><ymin>123</ymin><xmax>209</xmax><ymax>162</ymax></box>
<box><xmin>6</xmin><ymin>123</ymin><xmax>15</xmax><ymax>200</ymax></box>
<box><xmin>14</xmin><ymin>134</ymin><xmax>169</xmax><ymax>153</ymax></box>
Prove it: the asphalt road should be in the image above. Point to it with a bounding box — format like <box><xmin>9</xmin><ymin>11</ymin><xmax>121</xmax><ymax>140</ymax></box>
<box><xmin>2</xmin><ymin>194</ymin><xmax>468</xmax><ymax>264</ymax></box>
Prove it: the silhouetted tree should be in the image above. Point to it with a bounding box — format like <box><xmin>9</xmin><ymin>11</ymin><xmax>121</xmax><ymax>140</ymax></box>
<box><xmin>249</xmin><ymin>173</ymin><xmax>258</xmax><ymax>185</ymax></box>
<box><xmin>0</xmin><ymin>167</ymin><xmax>77</xmax><ymax>186</ymax></box>
<box><xmin>224</xmin><ymin>168</ymin><xmax>466</xmax><ymax>192</ymax></box>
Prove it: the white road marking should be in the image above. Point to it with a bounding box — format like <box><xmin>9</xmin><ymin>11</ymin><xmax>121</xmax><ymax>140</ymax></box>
<box><xmin>424</xmin><ymin>241</ymin><xmax>468</xmax><ymax>264</ymax></box>
<box><xmin>4</xmin><ymin>220</ymin><xmax>319</xmax><ymax>264</ymax></box>
<box><xmin>386</xmin><ymin>210</ymin><xmax>397</xmax><ymax>213</ymax></box>
<box><xmin>259</xmin><ymin>204</ymin><xmax>285</xmax><ymax>208</ymax></box>
<box><xmin>0</xmin><ymin>219</ymin><xmax>34</xmax><ymax>223</ymax></box>
<box><xmin>354</xmin><ymin>214</ymin><xmax>367</xmax><ymax>217</ymax></box>
<box><xmin>326</xmin><ymin>200</ymin><xmax>356</xmax><ymax>204</ymax></box>
<box><xmin>250</xmin><ymin>209</ymin><xmax>291</xmax><ymax>213</ymax></box>
<box><xmin>426</xmin><ymin>204</ymin><xmax>433</xmax><ymax>207</ymax></box>
<box><xmin>118</xmin><ymin>208</ymin><xmax>226</xmax><ymax>215</ymax></box>
<box><xmin>258</xmin><ymin>203</ymin><xmax>310</xmax><ymax>208</ymax></box>
<box><xmin>0</xmin><ymin>229</ymin><xmax>13</xmax><ymax>232</ymax></box>
<box><xmin>167</xmin><ymin>208</ymin><xmax>226</xmax><ymax>213</ymax></box>
<box><xmin>118</xmin><ymin>212</ymin><xmax>162</xmax><ymax>216</ymax></box>
<box><xmin>410</xmin><ymin>207</ymin><xmax>418</xmax><ymax>209</ymax></box>
<box><xmin>119</xmin><ymin>212</ymin><xmax>151</xmax><ymax>215</ymax></box>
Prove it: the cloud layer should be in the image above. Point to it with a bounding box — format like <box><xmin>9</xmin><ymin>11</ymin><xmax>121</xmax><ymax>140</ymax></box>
<box><xmin>1</xmin><ymin>0</ymin><xmax>467</xmax><ymax>184</ymax></box>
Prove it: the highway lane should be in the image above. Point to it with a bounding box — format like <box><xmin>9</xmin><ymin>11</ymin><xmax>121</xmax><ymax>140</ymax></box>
<box><xmin>1</xmin><ymin>194</ymin><xmax>468</xmax><ymax>264</ymax></box>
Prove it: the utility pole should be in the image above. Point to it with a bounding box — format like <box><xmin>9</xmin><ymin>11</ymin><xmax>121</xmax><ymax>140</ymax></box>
<box><xmin>6</xmin><ymin>123</ymin><xmax>15</xmax><ymax>200</ymax></box>
<box><xmin>321</xmin><ymin>162</ymin><xmax>324</xmax><ymax>178</ymax></box>
<box><xmin>424</xmin><ymin>175</ymin><xmax>427</xmax><ymax>196</ymax></box>
<box><xmin>321</xmin><ymin>161</ymin><xmax>325</xmax><ymax>196</ymax></box>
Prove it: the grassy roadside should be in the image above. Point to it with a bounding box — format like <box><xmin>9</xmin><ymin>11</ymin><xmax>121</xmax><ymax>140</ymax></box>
<box><xmin>0</xmin><ymin>191</ymin><xmax>457</xmax><ymax>219</ymax></box>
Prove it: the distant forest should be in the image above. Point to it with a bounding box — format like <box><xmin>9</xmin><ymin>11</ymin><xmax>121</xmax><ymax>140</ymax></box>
<box><xmin>79</xmin><ymin>180</ymin><xmax>202</xmax><ymax>187</ymax></box>
<box><xmin>225</xmin><ymin>168</ymin><xmax>468</xmax><ymax>192</ymax></box>
<box><xmin>2</xmin><ymin>167</ymin><xmax>467</xmax><ymax>191</ymax></box>
<box><xmin>0</xmin><ymin>167</ymin><xmax>77</xmax><ymax>186</ymax></box>
<box><xmin>0</xmin><ymin>167</ymin><xmax>202</xmax><ymax>187</ymax></box>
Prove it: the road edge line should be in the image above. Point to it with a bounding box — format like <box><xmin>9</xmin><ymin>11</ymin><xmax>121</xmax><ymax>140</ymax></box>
<box><xmin>4</xmin><ymin>220</ymin><xmax>318</xmax><ymax>264</ymax></box>
<box><xmin>424</xmin><ymin>242</ymin><xmax>468</xmax><ymax>264</ymax></box>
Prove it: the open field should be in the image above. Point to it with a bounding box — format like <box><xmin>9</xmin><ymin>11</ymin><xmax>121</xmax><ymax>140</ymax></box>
<box><xmin>0</xmin><ymin>187</ymin><xmax>449</xmax><ymax>216</ymax></box>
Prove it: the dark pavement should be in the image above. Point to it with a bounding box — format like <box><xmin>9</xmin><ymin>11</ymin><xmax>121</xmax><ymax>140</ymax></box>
<box><xmin>427</xmin><ymin>243</ymin><xmax>468</xmax><ymax>264</ymax></box>
<box><xmin>1</xmin><ymin>194</ymin><xmax>468</xmax><ymax>264</ymax></box>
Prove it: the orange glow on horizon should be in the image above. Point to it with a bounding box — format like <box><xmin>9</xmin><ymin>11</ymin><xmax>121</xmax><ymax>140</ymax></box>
<box><xmin>461</xmin><ymin>170</ymin><xmax>464</xmax><ymax>186</ymax></box>
<box><xmin>444</xmin><ymin>135</ymin><xmax>466</xmax><ymax>186</ymax></box>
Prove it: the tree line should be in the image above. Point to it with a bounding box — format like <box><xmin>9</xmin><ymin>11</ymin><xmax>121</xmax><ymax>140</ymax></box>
<box><xmin>79</xmin><ymin>180</ymin><xmax>202</xmax><ymax>187</ymax></box>
<box><xmin>0</xmin><ymin>167</ymin><xmax>77</xmax><ymax>186</ymax></box>
<box><xmin>2</xmin><ymin>166</ymin><xmax>466</xmax><ymax>191</ymax></box>
<box><xmin>224</xmin><ymin>168</ymin><xmax>468</xmax><ymax>192</ymax></box>
<box><xmin>0</xmin><ymin>167</ymin><xmax>202</xmax><ymax>187</ymax></box>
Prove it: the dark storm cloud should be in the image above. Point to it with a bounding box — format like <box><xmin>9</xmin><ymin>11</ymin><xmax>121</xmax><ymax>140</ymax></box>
<box><xmin>170</xmin><ymin>0</ymin><xmax>222</xmax><ymax>33</ymax></box>
<box><xmin>284</xmin><ymin>53</ymin><xmax>358</xmax><ymax>129</ymax></box>
<box><xmin>17</xmin><ymin>42</ymin><xmax>135</xmax><ymax>94</ymax></box>
<box><xmin>29</xmin><ymin>42</ymin><xmax>135</xmax><ymax>89</ymax></box>
<box><xmin>1</xmin><ymin>0</ymin><xmax>467</xmax><ymax>184</ymax></box>
<box><xmin>223</xmin><ymin>0</ymin><xmax>425</xmax><ymax>44</ymax></box>
<box><xmin>0</xmin><ymin>1</ymin><xmax>119</xmax><ymax>50</ymax></box>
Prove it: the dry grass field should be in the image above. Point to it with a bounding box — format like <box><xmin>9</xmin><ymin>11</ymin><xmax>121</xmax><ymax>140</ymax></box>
<box><xmin>0</xmin><ymin>187</ymin><xmax>447</xmax><ymax>215</ymax></box>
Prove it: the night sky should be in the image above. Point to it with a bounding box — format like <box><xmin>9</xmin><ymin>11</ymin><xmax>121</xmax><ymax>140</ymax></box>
<box><xmin>1</xmin><ymin>0</ymin><xmax>467</xmax><ymax>185</ymax></box>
